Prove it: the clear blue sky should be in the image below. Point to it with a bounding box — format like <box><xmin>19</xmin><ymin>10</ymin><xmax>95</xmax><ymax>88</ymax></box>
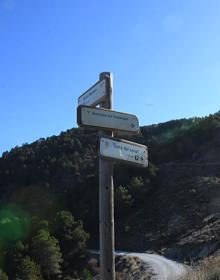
<box><xmin>1</xmin><ymin>0</ymin><xmax>220</xmax><ymax>155</ymax></box>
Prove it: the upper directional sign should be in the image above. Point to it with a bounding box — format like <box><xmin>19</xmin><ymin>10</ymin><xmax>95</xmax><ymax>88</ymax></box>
<box><xmin>77</xmin><ymin>105</ymin><xmax>139</xmax><ymax>134</ymax></box>
<box><xmin>78</xmin><ymin>79</ymin><xmax>107</xmax><ymax>106</ymax></box>
<box><xmin>100</xmin><ymin>137</ymin><xmax>148</xmax><ymax>167</ymax></box>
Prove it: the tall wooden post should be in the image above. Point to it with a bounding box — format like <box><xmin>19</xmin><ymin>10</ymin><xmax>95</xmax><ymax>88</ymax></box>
<box><xmin>99</xmin><ymin>72</ymin><xmax>115</xmax><ymax>280</ymax></box>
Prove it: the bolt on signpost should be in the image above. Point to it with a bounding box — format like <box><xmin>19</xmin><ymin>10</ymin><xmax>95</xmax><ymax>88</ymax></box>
<box><xmin>77</xmin><ymin>72</ymin><xmax>148</xmax><ymax>280</ymax></box>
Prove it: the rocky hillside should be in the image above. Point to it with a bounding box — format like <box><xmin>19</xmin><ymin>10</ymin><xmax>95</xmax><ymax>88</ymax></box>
<box><xmin>1</xmin><ymin>112</ymin><xmax>220</xmax><ymax>264</ymax></box>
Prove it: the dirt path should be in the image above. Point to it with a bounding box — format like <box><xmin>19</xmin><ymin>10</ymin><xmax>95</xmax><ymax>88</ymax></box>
<box><xmin>89</xmin><ymin>250</ymin><xmax>188</xmax><ymax>279</ymax></box>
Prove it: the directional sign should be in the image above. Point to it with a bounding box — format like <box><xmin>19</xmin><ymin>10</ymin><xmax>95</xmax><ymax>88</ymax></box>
<box><xmin>77</xmin><ymin>105</ymin><xmax>139</xmax><ymax>134</ymax></box>
<box><xmin>100</xmin><ymin>137</ymin><xmax>148</xmax><ymax>167</ymax></box>
<box><xmin>78</xmin><ymin>79</ymin><xmax>107</xmax><ymax>106</ymax></box>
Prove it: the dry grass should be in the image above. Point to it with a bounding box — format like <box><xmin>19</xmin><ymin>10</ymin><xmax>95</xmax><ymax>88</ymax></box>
<box><xmin>181</xmin><ymin>255</ymin><xmax>220</xmax><ymax>280</ymax></box>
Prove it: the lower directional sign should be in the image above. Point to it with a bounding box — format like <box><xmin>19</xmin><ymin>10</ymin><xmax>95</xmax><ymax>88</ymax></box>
<box><xmin>99</xmin><ymin>137</ymin><xmax>148</xmax><ymax>167</ymax></box>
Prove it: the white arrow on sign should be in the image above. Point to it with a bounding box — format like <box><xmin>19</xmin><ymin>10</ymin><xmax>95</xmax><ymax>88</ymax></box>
<box><xmin>100</xmin><ymin>137</ymin><xmax>148</xmax><ymax>167</ymax></box>
<box><xmin>77</xmin><ymin>106</ymin><xmax>139</xmax><ymax>134</ymax></box>
<box><xmin>78</xmin><ymin>79</ymin><xmax>107</xmax><ymax>106</ymax></box>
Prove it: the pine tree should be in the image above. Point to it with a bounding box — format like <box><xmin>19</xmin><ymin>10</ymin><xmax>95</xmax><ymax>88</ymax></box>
<box><xmin>0</xmin><ymin>269</ymin><xmax>8</xmax><ymax>280</ymax></box>
<box><xmin>53</xmin><ymin>211</ymin><xmax>89</xmax><ymax>268</ymax></box>
<box><xmin>15</xmin><ymin>256</ymin><xmax>43</xmax><ymax>280</ymax></box>
<box><xmin>31</xmin><ymin>229</ymin><xmax>63</xmax><ymax>279</ymax></box>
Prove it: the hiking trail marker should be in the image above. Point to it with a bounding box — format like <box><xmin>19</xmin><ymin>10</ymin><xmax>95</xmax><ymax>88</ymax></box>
<box><xmin>77</xmin><ymin>72</ymin><xmax>148</xmax><ymax>280</ymax></box>
<box><xmin>78</xmin><ymin>79</ymin><xmax>107</xmax><ymax>106</ymax></box>
<box><xmin>100</xmin><ymin>137</ymin><xmax>148</xmax><ymax>167</ymax></box>
<box><xmin>77</xmin><ymin>105</ymin><xmax>139</xmax><ymax>134</ymax></box>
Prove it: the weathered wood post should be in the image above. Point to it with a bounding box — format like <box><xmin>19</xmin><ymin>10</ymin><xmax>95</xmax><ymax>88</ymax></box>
<box><xmin>99</xmin><ymin>72</ymin><xmax>115</xmax><ymax>280</ymax></box>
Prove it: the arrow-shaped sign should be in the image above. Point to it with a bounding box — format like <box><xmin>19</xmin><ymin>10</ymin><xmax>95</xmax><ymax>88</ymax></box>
<box><xmin>78</xmin><ymin>79</ymin><xmax>107</xmax><ymax>107</ymax></box>
<box><xmin>77</xmin><ymin>105</ymin><xmax>140</xmax><ymax>134</ymax></box>
<box><xmin>100</xmin><ymin>137</ymin><xmax>148</xmax><ymax>167</ymax></box>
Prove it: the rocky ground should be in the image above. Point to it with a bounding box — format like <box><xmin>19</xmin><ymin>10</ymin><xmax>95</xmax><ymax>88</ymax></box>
<box><xmin>116</xmin><ymin>130</ymin><xmax>220</xmax><ymax>262</ymax></box>
<box><xmin>88</xmin><ymin>255</ymin><xmax>153</xmax><ymax>280</ymax></box>
<box><xmin>158</xmin><ymin>159</ymin><xmax>220</xmax><ymax>261</ymax></box>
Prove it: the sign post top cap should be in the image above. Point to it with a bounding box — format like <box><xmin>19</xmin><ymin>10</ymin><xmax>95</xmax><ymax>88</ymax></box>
<box><xmin>99</xmin><ymin>72</ymin><xmax>112</xmax><ymax>79</ymax></box>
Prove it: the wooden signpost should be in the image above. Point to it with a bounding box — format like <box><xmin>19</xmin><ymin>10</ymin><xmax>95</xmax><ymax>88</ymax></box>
<box><xmin>77</xmin><ymin>72</ymin><xmax>148</xmax><ymax>280</ymax></box>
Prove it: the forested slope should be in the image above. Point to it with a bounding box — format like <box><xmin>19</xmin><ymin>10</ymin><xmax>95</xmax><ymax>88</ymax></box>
<box><xmin>1</xmin><ymin>112</ymin><xmax>220</xmax><ymax>278</ymax></box>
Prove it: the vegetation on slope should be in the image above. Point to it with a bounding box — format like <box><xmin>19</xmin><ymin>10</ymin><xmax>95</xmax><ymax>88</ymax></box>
<box><xmin>181</xmin><ymin>253</ymin><xmax>220</xmax><ymax>280</ymax></box>
<box><xmin>0</xmin><ymin>112</ymin><xmax>220</xmax><ymax>278</ymax></box>
<box><xmin>0</xmin><ymin>210</ymin><xmax>90</xmax><ymax>279</ymax></box>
